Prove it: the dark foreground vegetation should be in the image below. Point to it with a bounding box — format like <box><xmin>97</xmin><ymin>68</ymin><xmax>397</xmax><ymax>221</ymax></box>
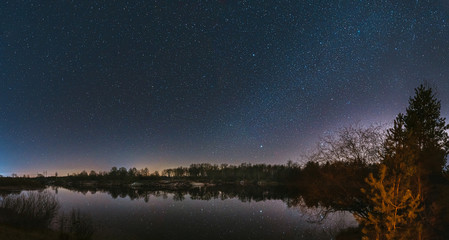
<box><xmin>1</xmin><ymin>85</ymin><xmax>449</xmax><ymax>240</ymax></box>
<box><xmin>0</xmin><ymin>190</ymin><xmax>94</xmax><ymax>240</ymax></box>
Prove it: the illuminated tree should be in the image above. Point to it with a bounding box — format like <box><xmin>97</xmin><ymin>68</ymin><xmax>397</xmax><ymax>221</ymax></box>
<box><xmin>361</xmin><ymin>165</ymin><xmax>422</xmax><ymax>240</ymax></box>
<box><xmin>360</xmin><ymin>116</ymin><xmax>423</xmax><ymax>239</ymax></box>
<box><xmin>360</xmin><ymin>85</ymin><xmax>448</xmax><ymax>239</ymax></box>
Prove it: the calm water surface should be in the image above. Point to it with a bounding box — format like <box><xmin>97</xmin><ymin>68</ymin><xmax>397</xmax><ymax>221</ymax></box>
<box><xmin>43</xmin><ymin>187</ymin><xmax>357</xmax><ymax>240</ymax></box>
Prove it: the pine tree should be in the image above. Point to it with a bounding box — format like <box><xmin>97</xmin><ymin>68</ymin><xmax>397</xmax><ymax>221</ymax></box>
<box><xmin>360</xmin><ymin>84</ymin><xmax>449</xmax><ymax>239</ymax></box>
<box><xmin>383</xmin><ymin>114</ymin><xmax>418</xmax><ymax>179</ymax></box>
<box><xmin>404</xmin><ymin>85</ymin><xmax>449</xmax><ymax>156</ymax></box>
<box><xmin>360</xmin><ymin>116</ymin><xmax>423</xmax><ymax>240</ymax></box>
<box><xmin>402</xmin><ymin>84</ymin><xmax>449</xmax><ymax>201</ymax></box>
<box><xmin>361</xmin><ymin>165</ymin><xmax>422</xmax><ymax>240</ymax></box>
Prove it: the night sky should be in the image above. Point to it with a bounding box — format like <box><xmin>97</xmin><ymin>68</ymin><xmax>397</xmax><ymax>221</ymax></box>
<box><xmin>1</xmin><ymin>1</ymin><xmax>449</xmax><ymax>176</ymax></box>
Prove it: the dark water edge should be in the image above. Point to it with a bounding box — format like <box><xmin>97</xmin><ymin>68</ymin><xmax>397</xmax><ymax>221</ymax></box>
<box><xmin>3</xmin><ymin>175</ymin><xmax>448</xmax><ymax>240</ymax></box>
<box><xmin>0</xmin><ymin>185</ymin><xmax>359</xmax><ymax>240</ymax></box>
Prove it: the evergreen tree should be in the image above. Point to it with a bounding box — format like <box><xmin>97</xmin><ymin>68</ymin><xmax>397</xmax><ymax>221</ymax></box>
<box><xmin>361</xmin><ymin>165</ymin><xmax>422</xmax><ymax>240</ymax></box>
<box><xmin>361</xmin><ymin>117</ymin><xmax>423</xmax><ymax>240</ymax></box>
<box><xmin>403</xmin><ymin>84</ymin><xmax>449</xmax><ymax>200</ymax></box>
<box><xmin>404</xmin><ymin>85</ymin><xmax>449</xmax><ymax>156</ymax></box>
<box><xmin>361</xmin><ymin>84</ymin><xmax>448</xmax><ymax>239</ymax></box>
<box><xmin>383</xmin><ymin>114</ymin><xmax>418</xmax><ymax>189</ymax></box>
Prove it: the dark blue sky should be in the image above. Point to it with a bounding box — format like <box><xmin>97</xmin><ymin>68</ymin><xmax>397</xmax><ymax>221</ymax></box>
<box><xmin>1</xmin><ymin>0</ymin><xmax>449</xmax><ymax>176</ymax></box>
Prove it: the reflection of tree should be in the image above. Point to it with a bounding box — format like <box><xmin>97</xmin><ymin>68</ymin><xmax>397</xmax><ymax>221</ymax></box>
<box><xmin>289</xmin><ymin>196</ymin><xmax>333</xmax><ymax>223</ymax></box>
<box><xmin>109</xmin><ymin>189</ymin><xmax>119</xmax><ymax>199</ymax></box>
<box><xmin>173</xmin><ymin>191</ymin><xmax>185</xmax><ymax>201</ymax></box>
<box><xmin>58</xmin><ymin>208</ymin><xmax>94</xmax><ymax>240</ymax></box>
<box><xmin>119</xmin><ymin>192</ymin><xmax>127</xmax><ymax>198</ymax></box>
<box><xmin>285</xmin><ymin>196</ymin><xmax>358</xmax><ymax>239</ymax></box>
<box><xmin>80</xmin><ymin>189</ymin><xmax>88</xmax><ymax>195</ymax></box>
<box><xmin>189</xmin><ymin>188</ymin><xmax>219</xmax><ymax>201</ymax></box>
<box><xmin>162</xmin><ymin>192</ymin><xmax>168</xmax><ymax>199</ymax></box>
<box><xmin>69</xmin><ymin>209</ymin><xmax>94</xmax><ymax>240</ymax></box>
<box><xmin>61</xmin><ymin>185</ymin><xmax>302</xmax><ymax>204</ymax></box>
<box><xmin>0</xmin><ymin>191</ymin><xmax>59</xmax><ymax>228</ymax></box>
<box><xmin>144</xmin><ymin>193</ymin><xmax>150</xmax><ymax>203</ymax></box>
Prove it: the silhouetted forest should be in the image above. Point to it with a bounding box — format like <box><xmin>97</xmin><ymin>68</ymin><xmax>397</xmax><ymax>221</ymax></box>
<box><xmin>50</xmin><ymin>162</ymin><xmax>302</xmax><ymax>185</ymax></box>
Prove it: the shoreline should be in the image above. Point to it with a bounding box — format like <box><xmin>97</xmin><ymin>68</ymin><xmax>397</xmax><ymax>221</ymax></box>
<box><xmin>0</xmin><ymin>178</ymin><xmax>284</xmax><ymax>193</ymax></box>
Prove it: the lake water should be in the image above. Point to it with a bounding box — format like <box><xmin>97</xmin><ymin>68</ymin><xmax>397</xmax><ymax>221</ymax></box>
<box><xmin>30</xmin><ymin>187</ymin><xmax>358</xmax><ymax>239</ymax></box>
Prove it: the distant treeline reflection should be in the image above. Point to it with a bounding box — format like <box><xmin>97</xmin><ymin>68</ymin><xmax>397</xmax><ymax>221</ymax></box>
<box><xmin>54</xmin><ymin>183</ymin><xmax>364</xmax><ymax>216</ymax></box>
<box><xmin>61</xmin><ymin>185</ymin><xmax>307</xmax><ymax>204</ymax></box>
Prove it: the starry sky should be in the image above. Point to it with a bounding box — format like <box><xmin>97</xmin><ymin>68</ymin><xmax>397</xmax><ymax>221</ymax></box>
<box><xmin>1</xmin><ymin>0</ymin><xmax>449</xmax><ymax>176</ymax></box>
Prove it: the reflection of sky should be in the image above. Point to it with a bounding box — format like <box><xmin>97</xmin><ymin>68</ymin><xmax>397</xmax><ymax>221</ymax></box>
<box><xmin>49</xmin><ymin>188</ymin><xmax>357</xmax><ymax>240</ymax></box>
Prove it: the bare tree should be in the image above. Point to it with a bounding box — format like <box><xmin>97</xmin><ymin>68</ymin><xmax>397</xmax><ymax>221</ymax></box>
<box><xmin>310</xmin><ymin>124</ymin><xmax>385</xmax><ymax>165</ymax></box>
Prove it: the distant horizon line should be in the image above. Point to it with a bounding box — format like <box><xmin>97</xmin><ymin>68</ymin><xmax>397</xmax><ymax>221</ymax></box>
<box><xmin>1</xmin><ymin>160</ymin><xmax>304</xmax><ymax>178</ymax></box>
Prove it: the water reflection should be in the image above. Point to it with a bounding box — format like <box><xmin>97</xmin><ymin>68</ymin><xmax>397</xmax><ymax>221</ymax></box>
<box><xmin>55</xmin><ymin>185</ymin><xmax>306</xmax><ymax>205</ymax></box>
<box><xmin>59</xmin><ymin>209</ymin><xmax>95</xmax><ymax>240</ymax></box>
<box><xmin>0</xmin><ymin>186</ymin><xmax>358</xmax><ymax>240</ymax></box>
<box><xmin>49</xmin><ymin>186</ymin><xmax>357</xmax><ymax>240</ymax></box>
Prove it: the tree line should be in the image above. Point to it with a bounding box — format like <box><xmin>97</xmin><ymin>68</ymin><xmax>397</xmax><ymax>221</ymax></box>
<box><xmin>54</xmin><ymin>161</ymin><xmax>302</xmax><ymax>184</ymax></box>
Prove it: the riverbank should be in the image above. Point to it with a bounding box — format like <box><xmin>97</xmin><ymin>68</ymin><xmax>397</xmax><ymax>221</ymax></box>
<box><xmin>0</xmin><ymin>177</ymin><xmax>282</xmax><ymax>193</ymax></box>
<box><xmin>53</xmin><ymin>179</ymin><xmax>281</xmax><ymax>191</ymax></box>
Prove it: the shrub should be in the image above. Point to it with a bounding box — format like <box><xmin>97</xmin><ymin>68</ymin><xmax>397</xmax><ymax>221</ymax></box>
<box><xmin>0</xmin><ymin>191</ymin><xmax>59</xmax><ymax>228</ymax></box>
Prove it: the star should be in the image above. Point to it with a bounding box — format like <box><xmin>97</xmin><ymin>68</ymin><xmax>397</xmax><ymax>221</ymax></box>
<box><xmin>0</xmin><ymin>0</ymin><xmax>448</xmax><ymax>175</ymax></box>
